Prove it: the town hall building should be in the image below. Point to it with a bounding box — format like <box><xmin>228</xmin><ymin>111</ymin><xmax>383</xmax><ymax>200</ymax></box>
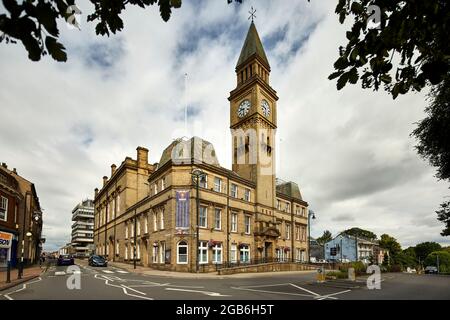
<box><xmin>93</xmin><ymin>22</ymin><xmax>309</xmax><ymax>272</ymax></box>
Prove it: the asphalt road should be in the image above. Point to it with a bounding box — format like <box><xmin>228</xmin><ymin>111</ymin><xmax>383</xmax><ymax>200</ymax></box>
<box><xmin>1</xmin><ymin>262</ymin><xmax>449</xmax><ymax>300</ymax></box>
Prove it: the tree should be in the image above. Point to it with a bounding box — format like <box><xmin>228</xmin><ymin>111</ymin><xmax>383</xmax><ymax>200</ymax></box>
<box><xmin>424</xmin><ymin>251</ymin><xmax>450</xmax><ymax>273</ymax></box>
<box><xmin>0</xmin><ymin>0</ymin><xmax>242</xmax><ymax>62</ymax></box>
<box><xmin>414</xmin><ymin>242</ymin><xmax>442</xmax><ymax>262</ymax></box>
<box><xmin>436</xmin><ymin>201</ymin><xmax>450</xmax><ymax>236</ymax></box>
<box><xmin>329</xmin><ymin>0</ymin><xmax>449</xmax><ymax>99</ymax></box>
<box><xmin>316</xmin><ymin>230</ymin><xmax>333</xmax><ymax>245</ymax></box>
<box><xmin>342</xmin><ymin>227</ymin><xmax>377</xmax><ymax>240</ymax></box>
<box><xmin>379</xmin><ymin>234</ymin><xmax>401</xmax><ymax>256</ymax></box>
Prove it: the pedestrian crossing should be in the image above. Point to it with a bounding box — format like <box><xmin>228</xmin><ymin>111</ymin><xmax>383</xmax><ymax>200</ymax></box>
<box><xmin>49</xmin><ymin>267</ymin><xmax>129</xmax><ymax>276</ymax></box>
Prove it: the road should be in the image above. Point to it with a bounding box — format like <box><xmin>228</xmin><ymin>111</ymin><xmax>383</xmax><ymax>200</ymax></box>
<box><xmin>1</xmin><ymin>262</ymin><xmax>449</xmax><ymax>300</ymax></box>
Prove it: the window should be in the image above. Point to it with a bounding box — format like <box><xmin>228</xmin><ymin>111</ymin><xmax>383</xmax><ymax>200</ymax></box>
<box><xmin>277</xmin><ymin>200</ymin><xmax>281</xmax><ymax>210</ymax></box>
<box><xmin>154</xmin><ymin>183</ymin><xmax>158</xmax><ymax>195</ymax></box>
<box><xmin>144</xmin><ymin>216</ymin><xmax>148</xmax><ymax>233</ymax></box>
<box><xmin>231</xmin><ymin>184</ymin><xmax>238</xmax><ymax>198</ymax></box>
<box><xmin>159</xmin><ymin>242</ymin><xmax>165</xmax><ymax>264</ymax></box>
<box><xmin>160</xmin><ymin>209</ymin><xmax>165</xmax><ymax>230</ymax></box>
<box><xmin>214</xmin><ymin>208</ymin><xmax>221</xmax><ymax>230</ymax></box>
<box><xmin>153</xmin><ymin>212</ymin><xmax>158</xmax><ymax>231</ymax></box>
<box><xmin>131</xmin><ymin>221</ymin><xmax>134</xmax><ymax>237</ymax></box>
<box><xmin>212</xmin><ymin>243</ymin><xmax>222</xmax><ymax>264</ymax></box>
<box><xmin>244</xmin><ymin>215</ymin><xmax>251</xmax><ymax>234</ymax></box>
<box><xmin>199</xmin><ymin>174</ymin><xmax>207</xmax><ymax>188</ymax></box>
<box><xmin>125</xmin><ymin>246</ymin><xmax>128</xmax><ymax>260</ymax></box>
<box><xmin>244</xmin><ymin>189</ymin><xmax>250</xmax><ymax>202</ymax></box>
<box><xmin>198</xmin><ymin>241</ymin><xmax>208</xmax><ymax>264</ymax></box>
<box><xmin>137</xmin><ymin>243</ymin><xmax>141</xmax><ymax>259</ymax></box>
<box><xmin>116</xmin><ymin>242</ymin><xmax>119</xmax><ymax>255</ymax></box>
<box><xmin>199</xmin><ymin>206</ymin><xmax>207</xmax><ymax>228</ymax></box>
<box><xmin>295</xmin><ymin>225</ymin><xmax>300</xmax><ymax>240</ymax></box>
<box><xmin>177</xmin><ymin>241</ymin><xmax>188</xmax><ymax>264</ymax></box>
<box><xmin>0</xmin><ymin>196</ymin><xmax>8</xmax><ymax>221</ymax></box>
<box><xmin>231</xmin><ymin>212</ymin><xmax>238</xmax><ymax>232</ymax></box>
<box><xmin>286</xmin><ymin>223</ymin><xmax>291</xmax><ymax>240</ymax></box>
<box><xmin>240</xmin><ymin>245</ymin><xmax>250</xmax><ymax>263</ymax></box>
<box><xmin>117</xmin><ymin>194</ymin><xmax>120</xmax><ymax>215</ymax></box>
<box><xmin>286</xmin><ymin>203</ymin><xmax>290</xmax><ymax>213</ymax></box>
<box><xmin>152</xmin><ymin>245</ymin><xmax>158</xmax><ymax>263</ymax></box>
<box><xmin>214</xmin><ymin>177</ymin><xmax>222</xmax><ymax>192</ymax></box>
<box><xmin>302</xmin><ymin>207</ymin><xmax>306</xmax><ymax>217</ymax></box>
<box><xmin>125</xmin><ymin>225</ymin><xmax>128</xmax><ymax>239</ymax></box>
<box><xmin>137</xmin><ymin>219</ymin><xmax>141</xmax><ymax>235</ymax></box>
<box><xmin>112</xmin><ymin>197</ymin><xmax>116</xmax><ymax>219</ymax></box>
<box><xmin>161</xmin><ymin>177</ymin><xmax>166</xmax><ymax>190</ymax></box>
<box><xmin>230</xmin><ymin>244</ymin><xmax>237</xmax><ymax>263</ymax></box>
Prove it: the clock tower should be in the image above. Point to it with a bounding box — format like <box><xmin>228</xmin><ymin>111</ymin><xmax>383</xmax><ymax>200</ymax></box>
<box><xmin>229</xmin><ymin>21</ymin><xmax>278</xmax><ymax>208</ymax></box>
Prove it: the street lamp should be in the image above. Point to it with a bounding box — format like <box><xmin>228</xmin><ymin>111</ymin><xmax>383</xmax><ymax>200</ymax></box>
<box><xmin>191</xmin><ymin>168</ymin><xmax>205</xmax><ymax>273</ymax></box>
<box><xmin>308</xmin><ymin>209</ymin><xmax>316</xmax><ymax>264</ymax></box>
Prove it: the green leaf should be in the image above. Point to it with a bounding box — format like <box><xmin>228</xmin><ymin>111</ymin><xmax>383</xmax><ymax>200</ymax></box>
<box><xmin>337</xmin><ymin>72</ymin><xmax>349</xmax><ymax>90</ymax></box>
<box><xmin>380</xmin><ymin>74</ymin><xmax>392</xmax><ymax>84</ymax></box>
<box><xmin>159</xmin><ymin>0</ymin><xmax>172</xmax><ymax>22</ymax></box>
<box><xmin>45</xmin><ymin>36</ymin><xmax>67</xmax><ymax>62</ymax></box>
<box><xmin>328</xmin><ymin>71</ymin><xmax>344</xmax><ymax>80</ymax></box>
<box><xmin>339</xmin><ymin>11</ymin><xmax>346</xmax><ymax>24</ymax></box>
<box><xmin>350</xmin><ymin>2</ymin><xmax>364</xmax><ymax>15</ymax></box>
<box><xmin>333</xmin><ymin>57</ymin><xmax>348</xmax><ymax>70</ymax></box>
<box><xmin>348</xmin><ymin>68</ymin><xmax>359</xmax><ymax>84</ymax></box>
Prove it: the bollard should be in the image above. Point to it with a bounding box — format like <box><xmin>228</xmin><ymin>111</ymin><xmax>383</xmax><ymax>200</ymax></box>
<box><xmin>348</xmin><ymin>267</ymin><xmax>356</xmax><ymax>281</ymax></box>
<box><xmin>6</xmin><ymin>261</ymin><xmax>11</xmax><ymax>283</ymax></box>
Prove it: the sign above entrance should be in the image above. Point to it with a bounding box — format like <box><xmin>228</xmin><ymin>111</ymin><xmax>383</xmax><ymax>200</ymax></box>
<box><xmin>0</xmin><ymin>231</ymin><xmax>13</xmax><ymax>249</ymax></box>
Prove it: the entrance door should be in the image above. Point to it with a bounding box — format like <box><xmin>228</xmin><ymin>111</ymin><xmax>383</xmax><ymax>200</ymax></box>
<box><xmin>264</xmin><ymin>242</ymin><xmax>272</xmax><ymax>262</ymax></box>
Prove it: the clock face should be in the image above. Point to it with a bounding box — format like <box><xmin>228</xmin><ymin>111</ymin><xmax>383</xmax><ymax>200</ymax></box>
<box><xmin>237</xmin><ymin>99</ymin><xmax>251</xmax><ymax>118</ymax></box>
<box><xmin>261</xmin><ymin>99</ymin><xmax>271</xmax><ymax>117</ymax></box>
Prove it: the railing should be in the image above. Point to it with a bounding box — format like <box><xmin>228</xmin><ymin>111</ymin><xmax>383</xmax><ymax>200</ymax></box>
<box><xmin>212</xmin><ymin>257</ymin><xmax>308</xmax><ymax>271</ymax></box>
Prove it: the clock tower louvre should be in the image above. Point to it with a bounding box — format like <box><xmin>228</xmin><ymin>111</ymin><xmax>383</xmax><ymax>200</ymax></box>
<box><xmin>229</xmin><ymin>21</ymin><xmax>278</xmax><ymax>208</ymax></box>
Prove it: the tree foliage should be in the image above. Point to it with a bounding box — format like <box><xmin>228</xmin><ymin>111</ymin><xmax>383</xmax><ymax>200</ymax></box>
<box><xmin>424</xmin><ymin>251</ymin><xmax>450</xmax><ymax>273</ymax></box>
<box><xmin>342</xmin><ymin>227</ymin><xmax>377</xmax><ymax>240</ymax></box>
<box><xmin>414</xmin><ymin>241</ymin><xmax>442</xmax><ymax>262</ymax></box>
<box><xmin>0</xmin><ymin>0</ymin><xmax>242</xmax><ymax>62</ymax></box>
<box><xmin>329</xmin><ymin>0</ymin><xmax>449</xmax><ymax>99</ymax></box>
<box><xmin>316</xmin><ymin>230</ymin><xmax>333</xmax><ymax>245</ymax></box>
<box><xmin>436</xmin><ymin>201</ymin><xmax>450</xmax><ymax>237</ymax></box>
<box><xmin>379</xmin><ymin>234</ymin><xmax>401</xmax><ymax>255</ymax></box>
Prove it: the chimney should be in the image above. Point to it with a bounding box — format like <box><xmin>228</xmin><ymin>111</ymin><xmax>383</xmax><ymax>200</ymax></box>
<box><xmin>12</xmin><ymin>168</ymin><xmax>17</xmax><ymax>174</ymax></box>
<box><xmin>94</xmin><ymin>188</ymin><xmax>99</xmax><ymax>198</ymax></box>
<box><xmin>1</xmin><ymin>163</ymin><xmax>7</xmax><ymax>169</ymax></box>
<box><xmin>103</xmin><ymin>176</ymin><xmax>108</xmax><ymax>186</ymax></box>
<box><xmin>136</xmin><ymin>146</ymin><xmax>149</xmax><ymax>168</ymax></box>
<box><xmin>111</xmin><ymin>164</ymin><xmax>117</xmax><ymax>176</ymax></box>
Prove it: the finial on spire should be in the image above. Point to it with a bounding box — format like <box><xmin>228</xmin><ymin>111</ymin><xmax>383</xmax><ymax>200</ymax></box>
<box><xmin>248</xmin><ymin>6</ymin><xmax>256</xmax><ymax>22</ymax></box>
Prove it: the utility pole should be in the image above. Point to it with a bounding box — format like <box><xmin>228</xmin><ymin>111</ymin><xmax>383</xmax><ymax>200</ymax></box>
<box><xmin>307</xmin><ymin>210</ymin><xmax>316</xmax><ymax>264</ymax></box>
<box><xmin>134</xmin><ymin>208</ymin><xmax>137</xmax><ymax>270</ymax></box>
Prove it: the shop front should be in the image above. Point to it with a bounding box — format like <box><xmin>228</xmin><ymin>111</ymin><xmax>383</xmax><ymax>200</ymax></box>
<box><xmin>0</xmin><ymin>231</ymin><xmax>13</xmax><ymax>268</ymax></box>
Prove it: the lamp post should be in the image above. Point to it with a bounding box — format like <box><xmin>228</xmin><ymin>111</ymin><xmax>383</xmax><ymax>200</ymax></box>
<box><xmin>191</xmin><ymin>168</ymin><xmax>205</xmax><ymax>273</ymax></box>
<box><xmin>308</xmin><ymin>209</ymin><xmax>316</xmax><ymax>264</ymax></box>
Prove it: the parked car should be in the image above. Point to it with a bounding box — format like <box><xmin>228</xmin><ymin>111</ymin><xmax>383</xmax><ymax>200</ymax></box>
<box><xmin>424</xmin><ymin>266</ymin><xmax>438</xmax><ymax>274</ymax></box>
<box><xmin>88</xmin><ymin>255</ymin><xmax>108</xmax><ymax>267</ymax></box>
<box><xmin>57</xmin><ymin>254</ymin><xmax>74</xmax><ymax>266</ymax></box>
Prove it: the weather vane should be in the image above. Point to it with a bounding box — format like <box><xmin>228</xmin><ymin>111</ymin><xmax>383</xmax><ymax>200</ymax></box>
<box><xmin>248</xmin><ymin>6</ymin><xmax>256</xmax><ymax>22</ymax></box>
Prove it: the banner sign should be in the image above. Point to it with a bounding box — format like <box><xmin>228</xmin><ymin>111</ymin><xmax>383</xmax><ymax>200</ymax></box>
<box><xmin>0</xmin><ymin>231</ymin><xmax>13</xmax><ymax>249</ymax></box>
<box><xmin>175</xmin><ymin>190</ymin><xmax>190</xmax><ymax>229</ymax></box>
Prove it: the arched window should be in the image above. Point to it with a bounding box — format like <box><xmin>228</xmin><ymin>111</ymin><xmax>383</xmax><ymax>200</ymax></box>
<box><xmin>177</xmin><ymin>241</ymin><xmax>188</xmax><ymax>264</ymax></box>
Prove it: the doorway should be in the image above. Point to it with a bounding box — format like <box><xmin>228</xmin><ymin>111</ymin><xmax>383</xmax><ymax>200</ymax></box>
<box><xmin>264</xmin><ymin>242</ymin><xmax>272</xmax><ymax>262</ymax></box>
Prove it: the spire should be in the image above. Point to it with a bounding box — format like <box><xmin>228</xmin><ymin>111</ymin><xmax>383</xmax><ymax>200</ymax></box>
<box><xmin>236</xmin><ymin>21</ymin><xmax>270</xmax><ymax>69</ymax></box>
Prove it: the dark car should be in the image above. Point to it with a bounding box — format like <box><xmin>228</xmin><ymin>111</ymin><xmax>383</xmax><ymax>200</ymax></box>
<box><xmin>88</xmin><ymin>255</ymin><xmax>108</xmax><ymax>267</ymax></box>
<box><xmin>57</xmin><ymin>254</ymin><xmax>74</xmax><ymax>266</ymax></box>
<box><xmin>424</xmin><ymin>266</ymin><xmax>438</xmax><ymax>274</ymax></box>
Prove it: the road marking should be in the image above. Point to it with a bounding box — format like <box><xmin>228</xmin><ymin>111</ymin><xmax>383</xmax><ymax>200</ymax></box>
<box><xmin>289</xmin><ymin>283</ymin><xmax>321</xmax><ymax>296</ymax></box>
<box><xmin>102</xmin><ymin>270</ymin><xmax>114</xmax><ymax>273</ymax></box>
<box><xmin>165</xmin><ymin>287</ymin><xmax>230</xmax><ymax>297</ymax></box>
<box><xmin>116</xmin><ymin>270</ymin><xmax>129</xmax><ymax>274</ymax></box>
<box><xmin>237</xmin><ymin>283</ymin><xmax>291</xmax><ymax>289</ymax></box>
<box><xmin>316</xmin><ymin>289</ymin><xmax>351</xmax><ymax>300</ymax></box>
<box><xmin>94</xmin><ymin>274</ymin><xmax>154</xmax><ymax>300</ymax></box>
<box><xmin>3</xmin><ymin>277</ymin><xmax>42</xmax><ymax>300</ymax></box>
<box><xmin>231</xmin><ymin>286</ymin><xmax>314</xmax><ymax>298</ymax></box>
<box><xmin>55</xmin><ymin>271</ymin><xmax>66</xmax><ymax>276</ymax></box>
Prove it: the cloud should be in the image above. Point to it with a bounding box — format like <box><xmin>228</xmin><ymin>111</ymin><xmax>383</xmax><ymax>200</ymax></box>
<box><xmin>0</xmin><ymin>0</ymin><xmax>448</xmax><ymax>251</ymax></box>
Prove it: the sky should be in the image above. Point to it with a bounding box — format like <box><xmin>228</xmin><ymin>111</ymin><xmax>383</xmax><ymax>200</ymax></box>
<box><xmin>0</xmin><ymin>0</ymin><xmax>448</xmax><ymax>251</ymax></box>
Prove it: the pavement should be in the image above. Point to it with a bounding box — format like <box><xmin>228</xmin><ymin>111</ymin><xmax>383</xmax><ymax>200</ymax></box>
<box><xmin>0</xmin><ymin>264</ymin><xmax>45</xmax><ymax>292</ymax></box>
<box><xmin>0</xmin><ymin>260</ymin><xmax>449</xmax><ymax>300</ymax></box>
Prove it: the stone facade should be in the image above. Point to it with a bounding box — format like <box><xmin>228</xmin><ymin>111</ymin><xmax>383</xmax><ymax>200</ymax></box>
<box><xmin>93</xmin><ymin>22</ymin><xmax>309</xmax><ymax>272</ymax></box>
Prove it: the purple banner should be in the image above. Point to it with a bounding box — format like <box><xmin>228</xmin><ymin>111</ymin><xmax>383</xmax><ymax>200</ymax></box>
<box><xmin>175</xmin><ymin>190</ymin><xmax>190</xmax><ymax>229</ymax></box>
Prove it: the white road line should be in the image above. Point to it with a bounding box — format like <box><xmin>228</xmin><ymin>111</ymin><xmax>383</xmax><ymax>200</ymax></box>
<box><xmin>238</xmin><ymin>283</ymin><xmax>291</xmax><ymax>289</ymax></box>
<box><xmin>120</xmin><ymin>284</ymin><xmax>147</xmax><ymax>295</ymax></box>
<box><xmin>55</xmin><ymin>271</ymin><xmax>66</xmax><ymax>276</ymax></box>
<box><xmin>289</xmin><ymin>283</ymin><xmax>321</xmax><ymax>296</ymax></box>
<box><xmin>165</xmin><ymin>288</ymin><xmax>230</xmax><ymax>297</ymax></box>
<box><xmin>4</xmin><ymin>277</ymin><xmax>42</xmax><ymax>300</ymax></box>
<box><xmin>316</xmin><ymin>289</ymin><xmax>351</xmax><ymax>300</ymax></box>
<box><xmin>231</xmin><ymin>286</ymin><xmax>314</xmax><ymax>298</ymax></box>
<box><xmin>93</xmin><ymin>274</ymin><xmax>153</xmax><ymax>300</ymax></box>
<box><xmin>116</xmin><ymin>270</ymin><xmax>129</xmax><ymax>274</ymax></box>
<box><xmin>102</xmin><ymin>270</ymin><xmax>114</xmax><ymax>273</ymax></box>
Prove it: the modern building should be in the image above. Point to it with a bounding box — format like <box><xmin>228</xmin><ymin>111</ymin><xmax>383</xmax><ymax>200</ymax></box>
<box><xmin>0</xmin><ymin>162</ymin><xmax>43</xmax><ymax>268</ymax></box>
<box><xmin>324</xmin><ymin>232</ymin><xmax>387</xmax><ymax>264</ymax></box>
<box><xmin>71</xmin><ymin>199</ymin><xmax>95</xmax><ymax>257</ymax></box>
<box><xmin>93</xmin><ymin>22</ymin><xmax>310</xmax><ymax>272</ymax></box>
